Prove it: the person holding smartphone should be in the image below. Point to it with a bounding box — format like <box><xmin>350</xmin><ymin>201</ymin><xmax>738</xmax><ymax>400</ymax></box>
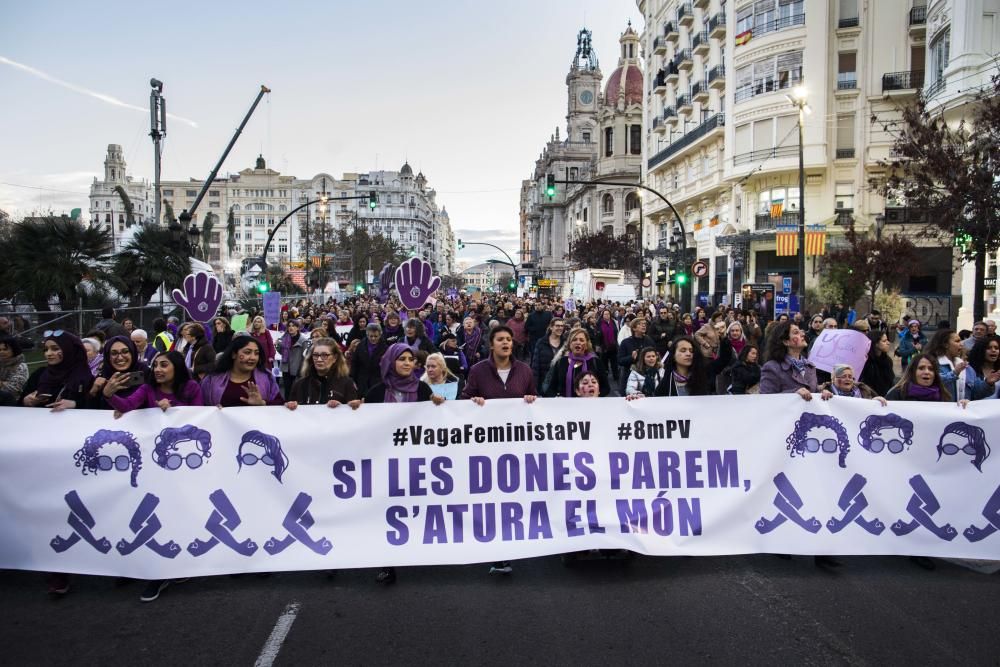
<box><xmin>90</xmin><ymin>336</ymin><xmax>146</xmax><ymax>409</ymax></box>
<box><xmin>103</xmin><ymin>351</ymin><xmax>203</xmax><ymax>413</ymax></box>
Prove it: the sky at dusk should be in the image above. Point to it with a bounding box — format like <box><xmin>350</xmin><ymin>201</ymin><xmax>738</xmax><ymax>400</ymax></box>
<box><xmin>0</xmin><ymin>0</ymin><xmax>640</xmax><ymax>267</ymax></box>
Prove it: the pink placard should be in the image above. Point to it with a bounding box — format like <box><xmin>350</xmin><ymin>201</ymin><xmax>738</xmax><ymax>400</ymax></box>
<box><xmin>807</xmin><ymin>329</ymin><xmax>872</xmax><ymax>375</ymax></box>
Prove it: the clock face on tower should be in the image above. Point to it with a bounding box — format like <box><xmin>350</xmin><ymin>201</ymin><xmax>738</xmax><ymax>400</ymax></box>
<box><xmin>579</xmin><ymin>90</ymin><xmax>593</xmax><ymax>105</ymax></box>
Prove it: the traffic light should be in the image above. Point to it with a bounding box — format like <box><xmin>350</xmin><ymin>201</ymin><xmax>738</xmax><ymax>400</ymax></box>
<box><xmin>643</xmin><ymin>265</ymin><xmax>652</xmax><ymax>281</ymax></box>
<box><xmin>355</xmin><ymin>283</ymin><xmax>365</xmax><ymax>294</ymax></box>
<box><xmin>508</xmin><ymin>280</ymin><xmax>516</xmax><ymax>290</ymax></box>
<box><xmin>676</xmin><ymin>272</ymin><xmax>688</xmax><ymax>286</ymax></box>
<box><xmin>368</xmin><ymin>191</ymin><xmax>378</xmax><ymax>210</ymax></box>
<box><xmin>256</xmin><ymin>279</ymin><xmax>270</xmax><ymax>293</ymax></box>
<box><xmin>545</xmin><ymin>174</ymin><xmax>556</xmax><ymax>200</ymax></box>
<box><xmin>656</xmin><ymin>267</ymin><xmax>666</xmax><ymax>283</ymax></box>
<box><xmin>457</xmin><ymin>238</ymin><xmax>465</xmax><ymax>250</ymax></box>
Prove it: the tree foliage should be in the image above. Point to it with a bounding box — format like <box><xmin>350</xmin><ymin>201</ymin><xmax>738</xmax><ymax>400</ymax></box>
<box><xmin>200</xmin><ymin>212</ymin><xmax>216</xmax><ymax>262</ymax></box>
<box><xmin>0</xmin><ymin>216</ymin><xmax>116</xmax><ymax>310</ymax></box>
<box><xmin>566</xmin><ymin>230</ymin><xmax>641</xmax><ymax>277</ymax></box>
<box><xmin>111</xmin><ymin>226</ymin><xmax>190</xmax><ymax>305</ymax></box>
<box><xmin>821</xmin><ymin>223</ymin><xmax>919</xmax><ymax>312</ymax></box>
<box><xmin>226</xmin><ymin>206</ymin><xmax>237</xmax><ymax>254</ymax></box>
<box><xmin>113</xmin><ymin>185</ymin><xmax>135</xmax><ymax>227</ymax></box>
<box><xmin>871</xmin><ymin>75</ymin><xmax>1000</xmax><ymax>319</ymax></box>
<box><xmin>330</xmin><ymin>226</ymin><xmax>408</xmax><ymax>284</ymax></box>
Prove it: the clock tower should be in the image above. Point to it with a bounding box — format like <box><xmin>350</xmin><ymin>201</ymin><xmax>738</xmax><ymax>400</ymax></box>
<box><xmin>566</xmin><ymin>28</ymin><xmax>601</xmax><ymax>145</ymax></box>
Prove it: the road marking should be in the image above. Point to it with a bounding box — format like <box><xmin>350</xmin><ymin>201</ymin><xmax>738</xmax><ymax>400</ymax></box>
<box><xmin>254</xmin><ymin>601</ymin><xmax>301</xmax><ymax>667</ymax></box>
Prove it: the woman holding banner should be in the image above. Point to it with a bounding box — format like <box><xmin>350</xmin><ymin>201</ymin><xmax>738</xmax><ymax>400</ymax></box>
<box><xmin>285</xmin><ymin>338</ymin><xmax>360</xmax><ymax>409</ymax></box>
<box><xmin>421</xmin><ymin>352</ymin><xmax>463</xmax><ymax>400</ymax></box>
<box><xmin>200</xmin><ymin>337</ymin><xmax>283</xmax><ymax>407</ymax></box>
<box><xmin>885</xmin><ymin>353</ymin><xmax>966</xmax><ymax>406</ymax></box>
<box><xmin>759</xmin><ymin>322</ymin><xmax>817</xmax><ymax>401</ymax></box>
<box><xmin>819</xmin><ymin>364</ymin><xmax>887</xmax><ymax>406</ymax></box>
<box><xmin>362</xmin><ymin>342</ymin><xmax>442</xmax><ymax>584</ymax></box>
<box><xmin>546</xmin><ymin>327</ymin><xmax>610</xmax><ymax>398</ymax></box>
<box><xmin>651</xmin><ymin>336</ymin><xmax>710</xmax><ymax>397</ymax></box>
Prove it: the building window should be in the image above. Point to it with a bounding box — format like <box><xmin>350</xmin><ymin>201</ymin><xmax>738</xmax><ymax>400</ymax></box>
<box><xmin>836</xmin><ymin>114</ymin><xmax>855</xmax><ymax>158</ymax></box>
<box><xmin>757</xmin><ymin>187</ymin><xmax>800</xmax><ymax>214</ymax></box>
<box><xmin>930</xmin><ymin>27</ymin><xmax>951</xmax><ymax>83</ymax></box>
<box><xmin>209</xmin><ymin>201</ymin><xmax>220</xmax><ymax>207</ymax></box>
<box><xmin>105</xmin><ymin>200</ymin><xmax>111</xmax><ymax>209</ymax></box>
<box><xmin>630</xmin><ymin>125</ymin><xmax>642</xmax><ymax>155</ymax></box>
<box><xmin>837</xmin><ymin>52</ymin><xmax>857</xmax><ymax>88</ymax></box>
<box><xmin>734</xmin><ymin>50</ymin><xmax>803</xmax><ymax>102</ymax></box>
<box><xmin>582</xmin><ymin>131</ymin><xmax>591</xmax><ymax>143</ymax></box>
<box><xmin>835</xmin><ymin>183</ymin><xmax>854</xmax><ymax>211</ymax></box>
<box><xmin>163</xmin><ymin>189</ymin><xmax>173</xmax><ymax>197</ymax></box>
<box><xmin>209</xmin><ymin>190</ymin><xmax>220</xmax><ymax>197</ymax></box>
<box><xmin>278</xmin><ymin>244</ymin><xmax>287</xmax><ymax>254</ymax></box>
<box><xmin>602</xmin><ymin>193</ymin><xmax>615</xmax><ymax>215</ymax></box>
<box><xmin>105</xmin><ymin>213</ymin><xmax>111</xmax><ymax>223</ymax></box>
<box><xmin>186</xmin><ymin>190</ymin><xmax>197</xmax><ymax>197</ymax></box>
<box><xmin>604</xmin><ymin>127</ymin><xmax>614</xmax><ymax>157</ymax></box>
<box><xmin>625</xmin><ymin>192</ymin><xmax>640</xmax><ymax>212</ymax></box>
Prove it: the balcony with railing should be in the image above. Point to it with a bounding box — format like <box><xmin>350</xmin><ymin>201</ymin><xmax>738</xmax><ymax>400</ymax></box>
<box><xmin>677</xmin><ymin>3</ymin><xmax>694</xmax><ymax>26</ymax></box>
<box><xmin>708</xmin><ymin>65</ymin><xmax>726</xmax><ymax>89</ymax></box>
<box><xmin>654</xmin><ymin>69</ymin><xmax>668</xmax><ymax>95</ymax></box>
<box><xmin>663</xmin><ymin>61</ymin><xmax>680</xmax><ymax>84</ymax></box>
<box><xmin>653</xmin><ymin>36</ymin><xmax>667</xmax><ymax>56</ymax></box>
<box><xmin>733</xmin><ymin>144</ymin><xmax>797</xmax><ymax>166</ymax></box>
<box><xmin>909</xmin><ymin>5</ymin><xmax>927</xmax><ymax>25</ymax></box>
<box><xmin>882</xmin><ymin>69</ymin><xmax>924</xmax><ymax>92</ymax></box>
<box><xmin>693</xmin><ymin>0</ymin><xmax>709</xmax><ymax>9</ymax></box>
<box><xmin>837</xmin><ymin>72</ymin><xmax>858</xmax><ymax>90</ymax></box>
<box><xmin>838</xmin><ymin>16</ymin><xmax>860</xmax><ymax>29</ymax></box>
<box><xmin>676</xmin><ymin>94</ymin><xmax>693</xmax><ymax>115</ymax></box>
<box><xmin>692</xmin><ymin>80</ymin><xmax>709</xmax><ymax>103</ymax></box>
<box><xmin>755</xmin><ymin>211</ymin><xmax>799</xmax><ymax>232</ymax></box>
<box><xmin>647</xmin><ymin>114</ymin><xmax>725</xmax><ymax>169</ymax></box>
<box><xmin>664</xmin><ymin>21</ymin><xmax>679</xmax><ymax>42</ymax></box>
<box><xmin>692</xmin><ymin>30</ymin><xmax>710</xmax><ymax>56</ymax></box>
<box><xmin>652</xmin><ymin>116</ymin><xmax>665</xmax><ymax>135</ymax></box>
<box><xmin>748</xmin><ymin>13</ymin><xmax>806</xmax><ymax>40</ymax></box>
<box><xmin>663</xmin><ymin>107</ymin><xmax>678</xmax><ymax>126</ymax></box>
<box><xmin>836</xmin><ymin>148</ymin><xmax>856</xmax><ymax>159</ymax></box>
<box><xmin>709</xmin><ymin>12</ymin><xmax>726</xmax><ymax>38</ymax></box>
<box><xmin>834</xmin><ymin>209</ymin><xmax>855</xmax><ymax>225</ymax></box>
<box><xmin>675</xmin><ymin>49</ymin><xmax>694</xmax><ymax>72</ymax></box>
<box><xmin>734</xmin><ymin>72</ymin><xmax>802</xmax><ymax>103</ymax></box>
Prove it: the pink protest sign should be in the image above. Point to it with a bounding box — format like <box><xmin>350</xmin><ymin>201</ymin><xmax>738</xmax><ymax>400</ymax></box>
<box><xmin>807</xmin><ymin>328</ymin><xmax>872</xmax><ymax>375</ymax></box>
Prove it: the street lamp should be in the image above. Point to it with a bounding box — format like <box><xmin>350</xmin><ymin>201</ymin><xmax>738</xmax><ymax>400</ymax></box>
<box><xmin>785</xmin><ymin>85</ymin><xmax>810</xmax><ymax>311</ymax></box>
<box><xmin>874</xmin><ymin>213</ymin><xmax>885</xmax><ymax>242</ymax></box>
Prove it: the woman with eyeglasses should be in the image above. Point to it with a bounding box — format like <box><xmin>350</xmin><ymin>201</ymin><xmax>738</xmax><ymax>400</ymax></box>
<box><xmin>88</xmin><ymin>336</ymin><xmax>145</xmax><ymax>409</ymax></box>
<box><xmin>285</xmin><ymin>338</ymin><xmax>360</xmax><ymax>409</ymax></box>
<box><xmin>819</xmin><ymin>364</ymin><xmax>887</xmax><ymax>406</ymax></box>
<box><xmin>103</xmin><ymin>351</ymin><xmax>203</xmax><ymax>413</ymax></box>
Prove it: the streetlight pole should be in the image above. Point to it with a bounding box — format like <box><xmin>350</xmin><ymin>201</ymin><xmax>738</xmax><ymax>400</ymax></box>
<box><xmin>786</xmin><ymin>86</ymin><xmax>810</xmax><ymax>312</ymax></box>
<box><xmin>149</xmin><ymin>79</ymin><xmax>166</xmax><ymax>226</ymax></box>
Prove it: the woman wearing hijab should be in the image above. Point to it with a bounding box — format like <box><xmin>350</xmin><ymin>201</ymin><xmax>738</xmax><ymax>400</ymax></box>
<box><xmin>362</xmin><ymin>342</ymin><xmax>442</xmax><ymax>584</ymax></box>
<box><xmin>21</xmin><ymin>331</ymin><xmax>95</xmax><ymax>411</ymax></box>
<box><xmin>545</xmin><ymin>327</ymin><xmax>610</xmax><ymax>397</ymax></box>
<box><xmin>88</xmin><ymin>335</ymin><xmax>145</xmax><ymax>409</ymax></box>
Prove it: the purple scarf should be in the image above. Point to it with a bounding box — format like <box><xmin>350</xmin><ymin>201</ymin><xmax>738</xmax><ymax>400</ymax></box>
<box><xmin>599</xmin><ymin>320</ymin><xmax>617</xmax><ymax>348</ymax></box>
<box><xmin>565</xmin><ymin>352</ymin><xmax>596</xmax><ymax>397</ymax></box>
<box><xmin>379</xmin><ymin>342</ymin><xmax>420</xmax><ymax>403</ymax></box>
<box><xmin>462</xmin><ymin>326</ymin><xmax>482</xmax><ymax>362</ymax></box>
<box><xmin>907</xmin><ymin>383</ymin><xmax>941</xmax><ymax>401</ymax></box>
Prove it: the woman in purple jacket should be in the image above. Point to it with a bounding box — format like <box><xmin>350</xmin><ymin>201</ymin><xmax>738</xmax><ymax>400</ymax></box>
<box><xmin>759</xmin><ymin>321</ymin><xmax>818</xmax><ymax>401</ymax></box>
<box><xmin>200</xmin><ymin>336</ymin><xmax>283</xmax><ymax>407</ymax></box>
<box><xmin>103</xmin><ymin>351</ymin><xmax>203</xmax><ymax>413</ymax></box>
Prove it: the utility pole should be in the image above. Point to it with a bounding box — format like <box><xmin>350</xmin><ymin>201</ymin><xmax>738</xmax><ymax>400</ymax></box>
<box><xmin>149</xmin><ymin>79</ymin><xmax>166</xmax><ymax>226</ymax></box>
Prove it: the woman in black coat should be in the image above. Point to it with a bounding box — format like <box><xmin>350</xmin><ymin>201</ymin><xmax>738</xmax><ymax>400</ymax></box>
<box><xmin>545</xmin><ymin>327</ymin><xmax>610</xmax><ymax>397</ymax></box>
<box><xmin>860</xmin><ymin>330</ymin><xmax>895</xmax><ymax>397</ymax></box>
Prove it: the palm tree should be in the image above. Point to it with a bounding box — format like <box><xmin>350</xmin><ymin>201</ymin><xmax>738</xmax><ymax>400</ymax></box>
<box><xmin>112</xmin><ymin>226</ymin><xmax>190</xmax><ymax>305</ymax></box>
<box><xmin>0</xmin><ymin>216</ymin><xmax>115</xmax><ymax>310</ymax></box>
<box><xmin>113</xmin><ymin>185</ymin><xmax>135</xmax><ymax>227</ymax></box>
<box><xmin>226</xmin><ymin>206</ymin><xmax>237</xmax><ymax>255</ymax></box>
<box><xmin>200</xmin><ymin>212</ymin><xmax>216</xmax><ymax>262</ymax></box>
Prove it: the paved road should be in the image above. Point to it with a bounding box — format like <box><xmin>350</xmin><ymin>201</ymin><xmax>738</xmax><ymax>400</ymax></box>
<box><xmin>1</xmin><ymin>554</ymin><xmax>997</xmax><ymax>666</ymax></box>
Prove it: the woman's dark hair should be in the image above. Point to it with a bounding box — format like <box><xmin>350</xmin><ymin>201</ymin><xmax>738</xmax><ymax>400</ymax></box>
<box><xmin>893</xmin><ymin>352</ymin><xmax>952</xmax><ymax>401</ymax></box>
<box><xmin>764</xmin><ymin>321</ymin><xmax>795</xmax><ymax>363</ymax></box>
<box><xmin>634</xmin><ymin>346</ymin><xmax>661</xmax><ymax>371</ymax></box>
<box><xmin>867</xmin><ymin>330</ymin><xmax>888</xmax><ymax>357</ymax></box>
<box><xmin>0</xmin><ymin>335</ymin><xmax>23</xmax><ymax>357</ymax></box>
<box><xmin>925</xmin><ymin>328</ymin><xmax>956</xmax><ymax>359</ymax></box>
<box><xmin>738</xmin><ymin>343</ymin><xmax>760</xmax><ymax>364</ymax></box>
<box><xmin>665</xmin><ymin>335</ymin><xmax>709</xmax><ymax>395</ymax></box>
<box><xmin>213</xmin><ymin>316</ymin><xmax>232</xmax><ymax>333</ymax></box>
<box><xmin>185</xmin><ymin>322</ymin><xmax>207</xmax><ymax>340</ymax></box>
<box><xmin>151</xmin><ymin>351</ymin><xmax>192</xmax><ymax>395</ymax></box>
<box><xmin>968</xmin><ymin>334</ymin><xmax>1000</xmax><ymax>376</ymax></box>
<box><xmin>215</xmin><ymin>336</ymin><xmax>266</xmax><ymax>374</ymax></box>
<box><xmin>488</xmin><ymin>324</ymin><xmax>514</xmax><ymax>344</ymax></box>
<box><xmin>573</xmin><ymin>371</ymin><xmax>600</xmax><ymax>394</ymax></box>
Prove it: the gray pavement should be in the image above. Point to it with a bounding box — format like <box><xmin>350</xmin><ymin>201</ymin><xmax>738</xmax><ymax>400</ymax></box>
<box><xmin>1</xmin><ymin>554</ymin><xmax>998</xmax><ymax>666</ymax></box>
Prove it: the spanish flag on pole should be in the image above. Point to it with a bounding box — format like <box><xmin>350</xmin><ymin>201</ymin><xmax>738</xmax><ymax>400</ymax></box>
<box><xmin>735</xmin><ymin>30</ymin><xmax>752</xmax><ymax>46</ymax></box>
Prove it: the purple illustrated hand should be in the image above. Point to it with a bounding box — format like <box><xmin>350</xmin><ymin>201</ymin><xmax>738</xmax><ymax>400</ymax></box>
<box><xmin>172</xmin><ymin>272</ymin><xmax>223</xmax><ymax>323</ymax></box>
<box><xmin>394</xmin><ymin>257</ymin><xmax>441</xmax><ymax>310</ymax></box>
<box><xmin>377</xmin><ymin>263</ymin><xmax>394</xmax><ymax>304</ymax></box>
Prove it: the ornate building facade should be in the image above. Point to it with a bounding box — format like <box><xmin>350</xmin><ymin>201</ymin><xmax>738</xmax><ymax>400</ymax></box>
<box><xmin>88</xmin><ymin>144</ymin><xmax>154</xmax><ymax>252</ymax></box>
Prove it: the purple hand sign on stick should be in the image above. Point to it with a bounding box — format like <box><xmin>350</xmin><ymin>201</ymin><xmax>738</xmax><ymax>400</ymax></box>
<box><xmin>172</xmin><ymin>272</ymin><xmax>224</xmax><ymax>323</ymax></box>
<box><xmin>378</xmin><ymin>263</ymin><xmax>394</xmax><ymax>304</ymax></box>
<box><xmin>394</xmin><ymin>257</ymin><xmax>441</xmax><ymax>311</ymax></box>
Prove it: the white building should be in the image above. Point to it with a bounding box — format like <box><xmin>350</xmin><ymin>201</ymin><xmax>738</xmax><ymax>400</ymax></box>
<box><xmin>521</xmin><ymin>26</ymin><xmax>646</xmax><ymax>297</ymax></box>
<box><xmin>88</xmin><ymin>144</ymin><xmax>154</xmax><ymax>252</ymax></box>
<box><xmin>637</xmin><ymin>0</ymin><xmax>962</xmax><ymax>316</ymax></box>
<box><xmin>923</xmin><ymin>0</ymin><xmax>1000</xmax><ymax>325</ymax></box>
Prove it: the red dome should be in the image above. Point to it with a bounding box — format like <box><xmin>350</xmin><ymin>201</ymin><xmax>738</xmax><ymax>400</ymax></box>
<box><xmin>604</xmin><ymin>64</ymin><xmax>643</xmax><ymax>107</ymax></box>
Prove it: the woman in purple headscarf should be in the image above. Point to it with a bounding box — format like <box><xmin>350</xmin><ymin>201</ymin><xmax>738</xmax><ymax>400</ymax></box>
<box><xmin>361</xmin><ymin>342</ymin><xmax>442</xmax><ymax>584</ymax></box>
<box><xmin>21</xmin><ymin>330</ymin><xmax>95</xmax><ymax>411</ymax></box>
<box><xmin>89</xmin><ymin>335</ymin><xmax>145</xmax><ymax>410</ymax></box>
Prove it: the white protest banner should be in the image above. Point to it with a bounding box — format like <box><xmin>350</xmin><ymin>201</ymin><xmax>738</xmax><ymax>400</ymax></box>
<box><xmin>808</xmin><ymin>328</ymin><xmax>872</xmax><ymax>374</ymax></box>
<box><xmin>1</xmin><ymin>397</ymin><xmax>998</xmax><ymax>579</ymax></box>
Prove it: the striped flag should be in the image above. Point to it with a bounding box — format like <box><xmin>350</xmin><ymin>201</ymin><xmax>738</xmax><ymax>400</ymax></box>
<box><xmin>770</xmin><ymin>200</ymin><xmax>784</xmax><ymax>218</ymax></box>
<box><xmin>776</xmin><ymin>224</ymin><xmax>798</xmax><ymax>257</ymax></box>
<box><xmin>709</xmin><ymin>216</ymin><xmax>720</xmax><ymax>227</ymax></box>
<box><xmin>287</xmin><ymin>269</ymin><xmax>308</xmax><ymax>290</ymax></box>
<box><xmin>694</xmin><ymin>221</ymin><xmax>704</xmax><ymax>231</ymax></box>
<box><xmin>735</xmin><ymin>30</ymin><xmax>753</xmax><ymax>46</ymax></box>
<box><xmin>805</xmin><ymin>230</ymin><xmax>827</xmax><ymax>256</ymax></box>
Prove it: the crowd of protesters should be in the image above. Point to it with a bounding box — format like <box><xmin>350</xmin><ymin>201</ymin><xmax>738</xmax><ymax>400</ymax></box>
<box><xmin>2</xmin><ymin>296</ymin><xmax>998</xmax><ymax>600</ymax></box>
